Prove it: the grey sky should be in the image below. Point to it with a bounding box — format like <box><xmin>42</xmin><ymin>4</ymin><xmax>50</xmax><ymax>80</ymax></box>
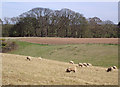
<box><xmin>2</xmin><ymin>2</ymin><xmax>118</xmax><ymax>24</ymax></box>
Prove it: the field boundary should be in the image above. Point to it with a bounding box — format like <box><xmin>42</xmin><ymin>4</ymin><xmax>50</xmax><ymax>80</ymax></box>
<box><xmin>17</xmin><ymin>37</ymin><xmax>118</xmax><ymax>45</ymax></box>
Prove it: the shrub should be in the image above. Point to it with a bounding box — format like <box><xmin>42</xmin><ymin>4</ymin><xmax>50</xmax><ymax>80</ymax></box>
<box><xmin>1</xmin><ymin>39</ymin><xmax>18</xmax><ymax>53</ymax></box>
<box><xmin>0</xmin><ymin>38</ymin><xmax>5</xmax><ymax>41</ymax></box>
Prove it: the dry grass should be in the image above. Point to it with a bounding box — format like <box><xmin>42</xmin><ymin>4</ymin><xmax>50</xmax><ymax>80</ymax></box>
<box><xmin>2</xmin><ymin>53</ymin><xmax>118</xmax><ymax>85</ymax></box>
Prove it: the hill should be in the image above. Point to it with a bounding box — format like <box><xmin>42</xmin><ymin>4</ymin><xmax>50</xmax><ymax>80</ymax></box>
<box><xmin>8</xmin><ymin>38</ymin><xmax>118</xmax><ymax>67</ymax></box>
<box><xmin>2</xmin><ymin>53</ymin><xmax>118</xmax><ymax>85</ymax></box>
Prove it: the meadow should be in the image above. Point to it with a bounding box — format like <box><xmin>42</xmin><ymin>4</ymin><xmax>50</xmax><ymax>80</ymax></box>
<box><xmin>9</xmin><ymin>40</ymin><xmax>118</xmax><ymax>67</ymax></box>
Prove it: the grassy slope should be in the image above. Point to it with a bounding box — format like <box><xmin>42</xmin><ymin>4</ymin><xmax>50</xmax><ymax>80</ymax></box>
<box><xmin>2</xmin><ymin>53</ymin><xmax>118</xmax><ymax>85</ymax></box>
<box><xmin>9</xmin><ymin>40</ymin><xmax>118</xmax><ymax>67</ymax></box>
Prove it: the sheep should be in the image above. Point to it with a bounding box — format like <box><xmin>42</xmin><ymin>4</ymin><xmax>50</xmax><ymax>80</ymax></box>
<box><xmin>87</xmin><ymin>63</ymin><xmax>92</xmax><ymax>66</ymax></box>
<box><xmin>112</xmin><ymin>66</ymin><xmax>117</xmax><ymax>69</ymax></box>
<box><xmin>38</xmin><ymin>57</ymin><xmax>42</xmax><ymax>60</ymax></box>
<box><xmin>66</xmin><ymin>66</ymin><xmax>76</xmax><ymax>73</ymax></box>
<box><xmin>106</xmin><ymin>67</ymin><xmax>113</xmax><ymax>72</ymax></box>
<box><xmin>78</xmin><ymin>63</ymin><xmax>83</xmax><ymax>67</ymax></box>
<box><xmin>69</xmin><ymin>61</ymin><xmax>74</xmax><ymax>64</ymax></box>
<box><xmin>26</xmin><ymin>56</ymin><xmax>31</xmax><ymax>61</ymax></box>
<box><xmin>83</xmin><ymin>63</ymin><xmax>88</xmax><ymax>67</ymax></box>
<box><xmin>106</xmin><ymin>66</ymin><xmax>117</xmax><ymax>72</ymax></box>
<box><xmin>78</xmin><ymin>63</ymin><xmax>92</xmax><ymax>67</ymax></box>
<box><xmin>66</xmin><ymin>68</ymin><xmax>71</xmax><ymax>72</ymax></box>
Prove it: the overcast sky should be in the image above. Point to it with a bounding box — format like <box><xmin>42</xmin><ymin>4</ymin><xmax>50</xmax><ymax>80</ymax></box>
<box><xmin>2</xmin><ymin>2</ymin><xmax>118</xmax><ymax>24</ymax></box>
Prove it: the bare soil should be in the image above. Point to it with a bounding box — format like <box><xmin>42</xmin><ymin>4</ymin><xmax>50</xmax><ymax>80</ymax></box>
<box><xmin>18</xmin><ymin>37</ymin><xmax>118</xmax><ymax>45</ymax></box>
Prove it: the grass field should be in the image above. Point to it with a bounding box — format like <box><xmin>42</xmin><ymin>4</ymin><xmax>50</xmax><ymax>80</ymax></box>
<box><xmin>2</xmin><ymin>53</ymin><xmax>118</xmax><ymax>85</ymax></box>
<box><xmin>9</xmin><ymin>40</ymin><xmax>118</xmax><ymax>67</ymax></box>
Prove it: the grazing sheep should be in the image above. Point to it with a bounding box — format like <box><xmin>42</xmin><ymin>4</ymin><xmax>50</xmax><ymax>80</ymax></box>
<box><xmin>83</xmin><ymin>63</ymin><xmax>88</xmax><ymax>67</ymax></box>
<box><xmin>26</xmin><ymin>56</ymin><xmax>31</xmax><ymax>61</ymax></box>
<box><xmin>69</xmin><ymin>61</ymin><xmax>74</xmax><ymax>64</ymax></box>
<box><xmin>78</xmin><ymin>63</ymin><xmax>83</xmax><ymax>67</ymax></box>
<box><xmin>87</xmin><ymin>63</ymin><xmax>92</xmax><ymax>66</ymax></box>
<box><xmin>112</xmin><ymin>66</ymin><xmax>117</xmax><ymax>69</ymax></box>
<box><xmin>38</xmin><ymin>57</ymin><xmax>42</xmax><ymax>60</ymax></box>
<box><xmin>66</xmin><ymin>67</ymin><xmax>76</xmax><ymax>73</ymax></box>
<box><xmin>106</xmin><ymin>67</ymin><xmax>113</xmax><ymax>72</ymax></box>
<box><xmin>66</xmin><ymin>68</ymin><xmax>71</xmax><ymax>72</ymax></box>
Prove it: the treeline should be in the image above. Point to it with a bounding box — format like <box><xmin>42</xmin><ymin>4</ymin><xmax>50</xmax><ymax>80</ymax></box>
<box><xmin>1</xmin><ymin>7</ymin><xmax>119</xmax><ymax>38</ymax></box>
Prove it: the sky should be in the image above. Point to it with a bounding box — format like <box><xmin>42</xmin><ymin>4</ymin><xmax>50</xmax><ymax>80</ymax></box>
<box><xmin>2</xmin><ymin>2</ymin><xmax>118</xmax><ymax>24</ymax></box>
<box><xmin>118</xmin><ymin>1</ymin><xmax>120</xmax><ymax>22</ymax></box>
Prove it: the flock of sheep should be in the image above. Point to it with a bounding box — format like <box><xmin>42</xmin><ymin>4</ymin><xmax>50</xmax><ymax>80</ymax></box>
<box><xmin>66</xmin><ymin>60</ymin><xmax>118</xmax><ymax>73</ymax></box>
<box><xmin>106</xmin><ymin>66</ymin><xmax>117</xmax><ymax>72</ymax></box>
<box><xmin>26</xmin><ymin>56</ymin><xmax>117</xmax><ymax>73</ymax></box>
<box><xmin>26</xmin><ymin>56</ymin><xmax>42</xmax><ymax>61</ymax></box>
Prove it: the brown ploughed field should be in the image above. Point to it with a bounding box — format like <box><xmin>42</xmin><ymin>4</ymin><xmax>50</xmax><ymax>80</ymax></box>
<box><xmin>19</xmin><ymin>38</ymin><xmax>118</xmax><ymax>45</ymax></box>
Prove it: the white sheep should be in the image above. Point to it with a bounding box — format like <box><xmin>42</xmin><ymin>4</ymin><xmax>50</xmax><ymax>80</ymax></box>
<box><xmin>112</xmin><ymin>66</ymin><xmax>117</xmax><ymax>69</ymax></box>
<box><xmin>106</xmin><ymin>67</ymin><xmax>113</xmax><ymax>72</ymax></box>
<box><xmin>78</xmin><ymin>63</ymin><xmax>83</xmax><ymax>67</ymax></box>
<box><xmin>66</xmin><ymin>66</ymin><xmax>76</xmax><ymax>73</ymax></box>
<box><xmin>69</xmin><ymin>61</ymin><xmax>74</xmax><ymax>64</ymax></box>
<box><xmin>83</xmin><ymin>63</ymin><xmax>88</xmax><ymax>67</ymax></box>
<box><xmin>38</xmin><ymin>57</ymin><xmax>42</xmax><ymax>60</ymax></box>
<box><xmin>26</xmin><ymin>56</ymin><xmax>31</xmax><ymax>61</ymax></box>
<box><xmin>87</xmin><ymin>63</ymin><xmax>92</xmax><ymax>66</ymax></box>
